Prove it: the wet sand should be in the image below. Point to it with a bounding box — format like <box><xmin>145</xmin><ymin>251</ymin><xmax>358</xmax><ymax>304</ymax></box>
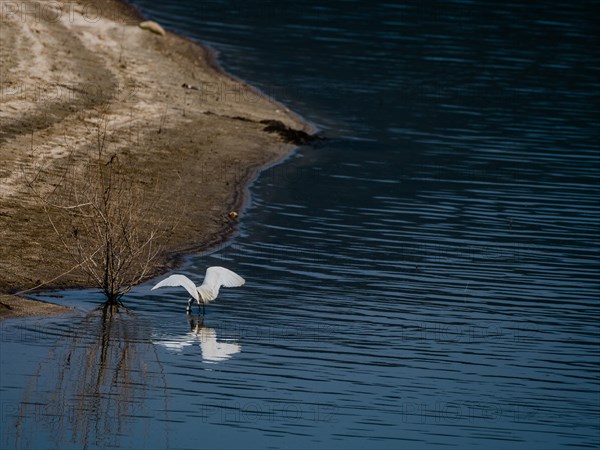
<box><xmin>0</xmin><ymin>0</ymin><xmax>312</xmax><ymax>319</ymax></box>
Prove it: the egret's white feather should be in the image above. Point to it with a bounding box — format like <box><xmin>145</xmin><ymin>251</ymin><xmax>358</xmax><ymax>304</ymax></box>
<box><xmin>198</xmin><ymin>266</ymin><xmax>245</xmax><ymax>302</ymax></box>
<box><xmin>151</xmin><ymin>274</ymin><xmax>199</xmax><ymax>301</ymax></box>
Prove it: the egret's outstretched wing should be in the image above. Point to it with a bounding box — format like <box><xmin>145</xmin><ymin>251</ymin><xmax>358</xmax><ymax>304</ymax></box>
<box><xmin>151</xmin><ymin>274</ymin><xmax>199</xmax><ymax>301</ymax></box>
<box><xmin>199</xmin><ymin>266</ymin><xmax>245</xmax><ymax>302</ymax></box>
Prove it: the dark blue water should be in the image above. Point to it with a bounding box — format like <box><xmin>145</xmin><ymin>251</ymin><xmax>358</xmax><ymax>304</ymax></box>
<box><xmin>2</xmin><ymin>1</ymin><xmax>599</xmax><ymax>449</ymax></box>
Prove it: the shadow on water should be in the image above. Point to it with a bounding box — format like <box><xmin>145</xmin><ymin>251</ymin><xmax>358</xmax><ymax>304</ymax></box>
<box><xmin>8</xmin><ymin>302</ymin><xmax>170</xmax><ymax>450</ymax></box>
<box><xmin>153</xmin><ymin>315</ymin><xmax>241</xmax><ymax>363</ymax></box>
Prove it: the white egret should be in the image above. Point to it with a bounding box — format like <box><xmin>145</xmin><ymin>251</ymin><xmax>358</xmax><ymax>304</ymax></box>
<box><xmin>151</xmin><ymin>266</ymin><xmax>245</xmax><ymax>314</ymax></box>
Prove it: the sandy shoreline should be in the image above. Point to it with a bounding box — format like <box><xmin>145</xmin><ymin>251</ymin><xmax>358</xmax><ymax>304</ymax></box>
<box><xmin>0</xmin><ymin>0</ymin><xmax>312</xmax><ymax>319</ymax></box>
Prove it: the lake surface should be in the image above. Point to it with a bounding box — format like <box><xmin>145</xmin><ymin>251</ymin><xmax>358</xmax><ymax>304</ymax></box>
<box><xmin>2</xmin><ymin>1</ymin><xmax>599</xmax><ymax>449</ymax></box>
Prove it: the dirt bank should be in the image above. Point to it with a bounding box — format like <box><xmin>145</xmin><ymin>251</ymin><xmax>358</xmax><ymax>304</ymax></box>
<box><xmin>0</xmin><ymin>0</ymin><xmax>312</xmax><ymax>319</ymax></box>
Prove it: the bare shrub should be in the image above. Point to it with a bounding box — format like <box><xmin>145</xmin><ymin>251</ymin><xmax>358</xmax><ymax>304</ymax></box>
<box><xmin>25</xmin><ymin>114</ymin><xmax>179</xmax><ymax>305</ymax></box>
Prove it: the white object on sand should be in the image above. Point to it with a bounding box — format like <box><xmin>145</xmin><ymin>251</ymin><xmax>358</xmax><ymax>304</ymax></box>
<box><xmin>139</xmin><ymin>20</ymin><xmax>166</xmax><ymax>36</ymax></box>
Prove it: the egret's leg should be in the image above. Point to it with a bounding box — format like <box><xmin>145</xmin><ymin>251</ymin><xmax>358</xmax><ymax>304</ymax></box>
<box><xmin>186</xmin><ymin>297</ymin><xmax>193</xmax><ymax>314</ymax></box>
<box><xmin>200</xmin><ymin>302</ymin><xmax>205</xmax><ymax>315</ymax></box>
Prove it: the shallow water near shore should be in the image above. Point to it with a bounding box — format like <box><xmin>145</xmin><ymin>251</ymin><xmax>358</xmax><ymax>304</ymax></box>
<box><xmin>2</xmin><ymin>1</ymin><xmax>599</xmax><ymax>449</ymax></box>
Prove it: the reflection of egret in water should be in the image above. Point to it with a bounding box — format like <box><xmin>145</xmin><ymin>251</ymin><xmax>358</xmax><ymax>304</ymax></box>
<box><xmin>11</xmin><ymin>302</ymin><xmax>170</xmax><ymax>450</ymax></box>
<box><xmin>155</xmin><ymin>315</ymin><xmax>241</xmax><ymax>363</ymax></box>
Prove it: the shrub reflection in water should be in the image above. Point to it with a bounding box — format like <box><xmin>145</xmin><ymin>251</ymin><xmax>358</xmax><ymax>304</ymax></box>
<box><xmin>11</xmin><ymin>302</ymin><xmax>170</xmax><ymax>450</ymax></box>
